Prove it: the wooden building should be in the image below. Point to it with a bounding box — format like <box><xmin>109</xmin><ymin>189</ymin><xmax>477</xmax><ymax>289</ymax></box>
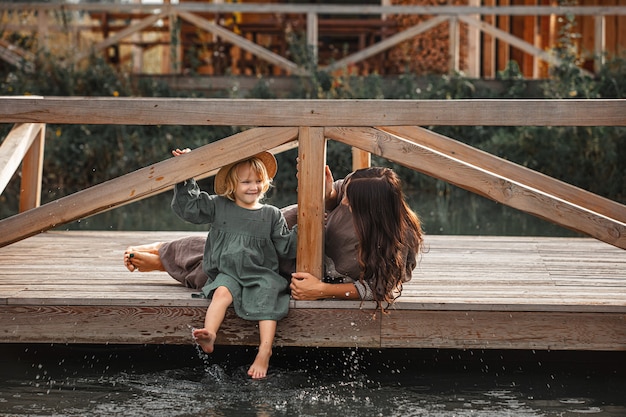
<box><xmin>0</xmin><ymin>1</ymin><xmax>625</xmax><ymax>79</ymax></box>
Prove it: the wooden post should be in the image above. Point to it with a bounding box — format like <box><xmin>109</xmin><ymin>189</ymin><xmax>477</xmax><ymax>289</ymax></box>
<box><xmin>296</xmin><ymin>127</ymin><xmax>326</xmax><ymax>279</ymax></box>
<box><xmin>482</xmin><ymin>0</ymin><xmax>496</xmax><ymax>78</ymax></box>
<box><xmin>170</xmin><ymin>11</ymin><xmax>182</xmax><ymax>74</ymax></box>
<box><xmin>522</xmin><ymin>0</ymin><xmax>536</xmax><ymax>78</ymax></box>
<box><xmin>131</xmin><ymin>0</ymin><xmax>144</xmax><ymax>74</ymax></box>
<box><xmin>448</xmin><ymin>16</ymin><xmax>460</xmax><ymax>74</ymax></box>
<box><xmin>37</xmin><ymin>8</ymin><xmax>49</xmax><ymax>52</ymax></box>
<box><xmin>466</xmin><ymin>0</ymin><xmax>481</xmax><ymax>77</ymax></box>
<box><xmin>306</xmin><ymin>12</ymin><xmax>318</xmax><ymax>68</ymax></box>
<box><xmin>351</xmin><ymin>148</ymin><xmax>371</xmax><ymax>171</ymax></box>
<box><xmin>19</xmin><ymin>125</ymin><xmax>45</xmax><ymax>212</ymax></box>
<box><xmin>594</xmin><ymin>15</ymin><xmax>606</xmax><ymax>73</ymax></box>
<box><xmin>497</xmin><ymin>0</ymin><xmax>511</xmax><ymax>72</ymax></box>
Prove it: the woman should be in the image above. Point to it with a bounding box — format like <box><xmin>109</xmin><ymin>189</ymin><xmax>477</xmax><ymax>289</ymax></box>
<box><xmin>125</xmin><ymin>165</ymin><xmax>425</xmax><ymax>310</ymax></box>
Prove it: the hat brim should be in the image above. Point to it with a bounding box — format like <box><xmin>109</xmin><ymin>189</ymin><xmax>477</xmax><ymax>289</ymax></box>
<box><xmin>214</xmin><ymin>151</ymin><xmax>277</xmax><ymax>195</ymax></box>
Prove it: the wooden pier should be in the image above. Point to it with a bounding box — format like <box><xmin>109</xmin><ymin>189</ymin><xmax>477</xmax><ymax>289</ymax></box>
<box><xmin>1</xmin><ymin>231</ymin><xmax>624</xmax><ymax>351</ymax></box>
<box><xmin>1</xmin><ymin>98</ymin><xmax>625</xmax><ymax>352</ymax></box>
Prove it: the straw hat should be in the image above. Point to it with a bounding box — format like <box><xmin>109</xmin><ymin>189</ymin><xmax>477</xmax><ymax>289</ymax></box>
<box><xmin>214</xmin><ymin>151</ymin><xmax>277</xmax><ymax>195</ymax></box>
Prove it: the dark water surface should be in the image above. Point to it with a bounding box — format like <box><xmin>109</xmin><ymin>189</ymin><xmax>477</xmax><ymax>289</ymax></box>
<box><xmin>1</xmin><ymin>344</ymin><xmax>624</xmax><ymax>417</ymax></box>
<box><xmin>55</xmin><ymin>188</ymin><xmax>580</xmax><ymax>238</ymax></box>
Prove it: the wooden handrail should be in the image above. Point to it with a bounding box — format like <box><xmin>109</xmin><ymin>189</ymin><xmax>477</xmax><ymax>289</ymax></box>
<box><xmin>1</xmin><ymin>98</ymin><xmax>625</xmax><ymax>126</ymax></box>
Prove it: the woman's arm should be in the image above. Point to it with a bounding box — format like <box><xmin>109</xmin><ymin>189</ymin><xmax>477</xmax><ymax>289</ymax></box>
<box><xmin>290</xmin><ymin>272</ymin><xmax>360</xmax><ymax>300</ymax></box>
<box><xmin>323</xmin><ymin>165</ymin><xmax>339</xmax><ymax>211</ymax></box>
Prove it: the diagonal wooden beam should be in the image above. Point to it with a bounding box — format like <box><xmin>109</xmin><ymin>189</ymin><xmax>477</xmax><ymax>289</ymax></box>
<box><xmin>0</xmin><ymin>127</ymin><xmax>298</xmax><ymax>248</ymax></box>
<box><xmin>135</xmin><ymin>139</ymin><xmax>299</xmax><ymax>202</ymax></box>
<box><xmin>177</xmin><ymin>10</ymin><xmax>306</xmax><ymax>76</ymax></box>
<box><xmin>325</xmin><ymin>15</ymin><xmax>448</xmax><ymax>72</ymax></box>
<box><xmin>0</xmin><ymin>123</ymin><xmax>45</xmax><ymax>196</ymax></box>
<box><xmin>74</xmin><ymin>11</ymin><xmax>167</xmax><ymax>64</ymax></box>
<box><xmin>0</xmin><ymin>39</ymin><xmax>35</xmax><ymax>73</ymax></box>
<box><xmin>324</xmin><ymin>126</ymin><xmax>626</xmax><ymax>249</ymax></box>
<box><xmin>379</xmin><ymin>126</ymin><xmax>626</xmax><ymax>225</ymax></box>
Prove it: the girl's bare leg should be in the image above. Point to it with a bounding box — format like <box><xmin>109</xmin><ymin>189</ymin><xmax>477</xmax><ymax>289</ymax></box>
<box><xmin>247</xmin><ymin>320</ymin><xmax>276</xmax><ymax>379</ymax></box>
<box><xmin>123</xmin><ymin>242</ymin><xmax>164</xmax><ymax>272</ymax></box>
<box><xmin>193</xmin><ymin>286</ymin><xmax>232</xmax><ymax>354</ymax></box>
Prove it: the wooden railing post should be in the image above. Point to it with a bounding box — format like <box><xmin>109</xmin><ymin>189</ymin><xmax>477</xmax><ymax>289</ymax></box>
<box><xmin>170</xmin><ymin>11</ymin><xmax>182</xmax><ymax>74</ymax></box>
<box><xmin>448</xmin><ymin>16</ymin><xmax>460</xmax><ymax>74</ymax></box>
<box><xmin>594</xmin><ymin>15</ymin><xmax>606</xmax><ymax>74</ymax></box>
<box><xmin>296</xmin><ymin>127</ymin><xmax>326</xmax><ymax>279</ymax></box>
<box><xmin>307</xmin><ymin>12</ymin><xmax>318</xmax><ymax>67</ymax></box>
<box><xmin>351</xmin><ymin>148</ymin><xmax>371</xmax><ymax>171</ymax></box>
<box><xmin>467</xmin><ymin>0</ymin><xmax>481</xmax><ymax>77</ymax></box>
<box><xmin>19</xmin><ymin>124</ymin><xmax>45</xmax><ymax>212</ymax></box>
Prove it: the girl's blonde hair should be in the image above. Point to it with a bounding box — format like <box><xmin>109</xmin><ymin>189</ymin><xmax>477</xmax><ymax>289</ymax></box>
<box><xmin>220</xmin><ymin>157</ymin><xmax>272</xmax><ymax>201</ymax></box>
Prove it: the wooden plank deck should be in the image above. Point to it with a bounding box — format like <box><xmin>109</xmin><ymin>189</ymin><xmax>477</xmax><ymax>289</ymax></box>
<box><xmin>0</xmin><ymin>231</ymin><xmax>624</xmax><ymax>351</ymax></box>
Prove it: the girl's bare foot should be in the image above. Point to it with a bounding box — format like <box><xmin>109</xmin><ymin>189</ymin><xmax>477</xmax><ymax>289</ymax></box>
<box><xmin>247</xmin><ymin>347</ymin><xmax>272</xmax><ymax>379</ymax></box>
<box><xmin>192</xmin><ymin>328</ymin><xmax>216</xmax><ymax>354</ymax></box>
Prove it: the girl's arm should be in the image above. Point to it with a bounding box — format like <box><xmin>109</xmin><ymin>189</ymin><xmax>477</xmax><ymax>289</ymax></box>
<box><xmin>290</xmin><ymin>272</ymin><xmax>360</xmax><ymax>300</ymax></box>
<box><xmin>171</xmin><ymin>179</ymin><xmax>216</xmax><ymax>224</ymax></box>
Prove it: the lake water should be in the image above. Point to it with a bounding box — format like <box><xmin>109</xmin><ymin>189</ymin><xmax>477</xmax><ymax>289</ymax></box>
<box><xmin>1</xmin><ymin>344</ymin><xmax>624</xmax><ymax>416</ymax></box>
<box><xmin>56</xmin><ymin>187</ymin><xmax>579</xmax><ymax>238</ymax></box>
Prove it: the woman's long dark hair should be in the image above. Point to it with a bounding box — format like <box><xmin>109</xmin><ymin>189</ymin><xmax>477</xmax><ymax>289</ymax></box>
<box><xmin>345</xmin><ymin>167</ymin><xmax>424</xmax><ymax>310</ymax></box>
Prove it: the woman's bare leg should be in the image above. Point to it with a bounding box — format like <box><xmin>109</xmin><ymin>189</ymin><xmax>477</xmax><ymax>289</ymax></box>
<box><xmin>124</xmin><ymin>242</ymin><xmax>165</xmax><ymax>272</ymax></box>
<box><xmin>193</xmin><ymin>286</ymin><xmax>232</xmax><ymax>354</ymax></box>
<box><xmin>248</xmin><ymin>320</ymin><xmax>276</xmax><ymax>379</ymax></box>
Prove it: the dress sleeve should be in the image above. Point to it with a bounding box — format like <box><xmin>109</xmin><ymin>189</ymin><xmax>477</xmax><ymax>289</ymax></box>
<box><xmin>271</xmin><ymin>207</ymin><xmax>298</xmax><ymax>259</ymax></box>
<box><xmin>353</xmin><ymin>280</ymin><xmax>374</xmax><ymax>301</ymax></box>
<box><xmin>171</xmin><ymin>179</ymin><xmax>217</xmax><ymax>224</ymax></box>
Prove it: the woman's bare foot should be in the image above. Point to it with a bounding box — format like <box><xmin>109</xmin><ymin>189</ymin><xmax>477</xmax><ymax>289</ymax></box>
<box><xmin>247</xmin><ymin>347</ymin><xmax>272</xmax><ymax>379</ymax></box>
<box><xmin>124</xmin><ymin>243</ymin><xmax>164</xmax><ymax>272</ymax></box>
<box><xmin>192</xmin><ymin>328</ymin><xmax>216</xmax><ymax>354</ymax></box>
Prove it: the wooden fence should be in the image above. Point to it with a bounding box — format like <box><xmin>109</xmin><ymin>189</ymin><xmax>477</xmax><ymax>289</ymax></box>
<box><xmin>0</xmin><ymin>98</ymin><xmax>625</xmax><ymax>280</ymax></box>
<box><xmin>1</xmin><ymin>3</ymin><xmax>626</xmax><ymax>78</ymax></box>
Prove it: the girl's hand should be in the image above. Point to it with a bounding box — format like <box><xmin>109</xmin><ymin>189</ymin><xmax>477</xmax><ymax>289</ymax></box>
<box><xmin>172</xmin><ymin>148</ymin><xmax>191</xmax><ymax>157</ymax></box>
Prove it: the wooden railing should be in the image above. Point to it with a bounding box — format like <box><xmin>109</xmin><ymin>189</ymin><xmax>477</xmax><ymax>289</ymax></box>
<box><xmin>1</xmin><ymin>98</ymin><xmax>625</xmax><ymax>279</ymax></box>
<box><xmin>1</xmin><ymin>3</ymin><xmax>626</xmax><ymax>78</ymax></box>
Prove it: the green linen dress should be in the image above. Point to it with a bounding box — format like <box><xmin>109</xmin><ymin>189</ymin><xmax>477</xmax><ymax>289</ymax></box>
<box><xmin>172</xmin><ymin>179</ymin><xmax>298</xmax><ymax>321</ymax></box>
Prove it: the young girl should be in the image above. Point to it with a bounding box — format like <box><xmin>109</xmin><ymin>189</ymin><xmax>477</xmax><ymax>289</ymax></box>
<box><xmin>171</xmin><ymin>148</ymin><xmax>297</xmax><ymax>379</ymax></box>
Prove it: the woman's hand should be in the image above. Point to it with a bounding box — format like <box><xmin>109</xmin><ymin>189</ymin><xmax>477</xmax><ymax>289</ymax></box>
<box><xmin>324</xmin><ymin>165</ymin><xmax>335</xmax><ymax>200</ymax></box>
<box><xmin>290</xmin><ymin>272</ymin><xmax>326</xmax><ymax>300</ymax></box>
<box><xmin>290</xmin><ymin>272</ymin><xmax>360</xmax><ymax>300</ymax></box>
